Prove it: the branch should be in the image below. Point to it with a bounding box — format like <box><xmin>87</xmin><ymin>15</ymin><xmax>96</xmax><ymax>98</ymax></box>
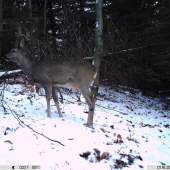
<box><xmin>1</xmin><ymin>84</ymin><xmax>65</xmax><ymax>146</ymax></box>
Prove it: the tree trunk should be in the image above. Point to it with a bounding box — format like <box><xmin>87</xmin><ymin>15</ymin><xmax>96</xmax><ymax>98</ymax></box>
<box><xmin>44</xmin><ymin>0</ymin><xmax>47</xmax><ymax>37</ymax></box>
<box><xmin>0</xmin><ymin>0</ymin><xmax>3</xmax><ymax>62</ymax></box>
<box><xmin>48</xmin><ymin>0</ymin><xmax>56</xmax><ymax>36</ymax></box>
<box><xmin>91</xmin><ymin>0</ymin><xmax>103</xmax><ymax>97</ymax></box>
<box><xmin>28</xmin><ymin>0</ymin><xmax>32</xmax><ymax>19</ymax></box>
<box><xmin>28</xmin><ymin>0</ymin><xmax>34</xmax><ymax>60</ymax></box>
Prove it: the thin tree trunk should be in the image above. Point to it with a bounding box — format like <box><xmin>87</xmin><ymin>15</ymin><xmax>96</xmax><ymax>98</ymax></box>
<box><xmin>91</xmin><ymin>0</ymin><xmax>103</xmax><ymax>97</ymax></box>
<box><xmin>0</xmin><ymin>0</ymin><xmax>3</xmax><ymax>62</ymax></box>
<box><xmin>62</xmin><ymin>0</ymin><xmax>72</xmax><ymax>41</ymax></box>
<box><xmin>44</xmin><ymin>0</ymin><xmax>47</xmax><ymax>37</ymax></box>
<box><xmin>28</xmin><ymin>0</ymin><xmax>32</xmax><ymax>19</ymax></box>
<box><xmin>28</xmin><ymin>0</ymin><xmax>34</xmax><ymax>60</ymax></box>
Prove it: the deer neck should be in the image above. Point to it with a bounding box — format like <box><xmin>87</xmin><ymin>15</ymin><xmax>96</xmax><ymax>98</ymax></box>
<box><xmin>18</xmin><ymin>54</ymin><xmax>35</xmax><ymax>78</ymax></box>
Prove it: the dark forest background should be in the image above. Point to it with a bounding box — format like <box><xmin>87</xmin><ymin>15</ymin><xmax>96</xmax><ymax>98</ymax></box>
<box><xmin>0</xmin><ymin>0</ymin><xmax>170</xmax><ymax>96</ymax></box>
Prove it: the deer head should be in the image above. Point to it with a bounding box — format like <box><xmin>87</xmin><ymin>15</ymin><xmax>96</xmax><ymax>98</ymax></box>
<box><xmin>5</xmin><ymin>27</ymin><xmax>30</xmax><ymax>64</ymax></box>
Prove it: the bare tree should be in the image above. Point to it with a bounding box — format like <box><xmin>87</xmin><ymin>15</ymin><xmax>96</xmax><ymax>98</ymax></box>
<box><xmin>0</xmin><ymin>0</ymin><xmax>3</xmax><ymax>61</ymax></box>
<box><xmin>92</xmin><ymin>0</ymin><xmax>103</xmax><ymax>97</ymax></box>
<box><xmin>44</xmin><ymin>0</ymin><xmax>47</xmax><ymax>37</ymax></box>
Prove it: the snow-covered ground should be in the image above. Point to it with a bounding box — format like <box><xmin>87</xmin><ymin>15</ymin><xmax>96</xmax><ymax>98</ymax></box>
<box><xmin>0</xmin><ymin>71</ymin><xmax>170</xmax><ymax>170</ymax></box>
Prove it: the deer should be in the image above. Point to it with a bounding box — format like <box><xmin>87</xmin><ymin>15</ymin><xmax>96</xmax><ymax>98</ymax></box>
<box><xmin>5</xmin><ymin>28</ymin><xmax>97</xmax><ymax>127</ymax></box>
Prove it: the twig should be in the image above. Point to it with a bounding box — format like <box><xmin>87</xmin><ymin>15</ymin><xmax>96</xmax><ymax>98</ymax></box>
<box><xmin>1</xmin><ymin>84</ymin><xmax>65</xmax><ymax>146</ymax></box>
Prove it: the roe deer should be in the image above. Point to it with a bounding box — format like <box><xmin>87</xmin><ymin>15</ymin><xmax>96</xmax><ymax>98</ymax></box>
<box><xmin>5</xmin><ymin>28</ymin><xmax>97</xmax><ymax>127</ymax></box>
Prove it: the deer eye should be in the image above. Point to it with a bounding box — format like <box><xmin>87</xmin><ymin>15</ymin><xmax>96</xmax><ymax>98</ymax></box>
<box><xmin>12</xmin><ymin>50</ymin><xmax>16</xmax><ymax>53</ymax></box>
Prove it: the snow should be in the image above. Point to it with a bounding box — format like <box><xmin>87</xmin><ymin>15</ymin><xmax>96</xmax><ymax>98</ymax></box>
<box><xmin>0</xmin><ymin>72</ymin><xmax>170</xmax><ymax>170</ymax></box>
<box><xmin>96</xmin><ymin>21</ymin><xmax>99</xmax><ymax>31</ymax></box>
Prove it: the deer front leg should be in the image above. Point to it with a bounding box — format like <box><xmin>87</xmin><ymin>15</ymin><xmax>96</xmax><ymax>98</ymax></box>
<box><xmin>52</xmin><ymin>87</ymin><xmax>63</xmax><ymax>117</ymax></box>
<box><xmin>43</xmin><ymin>84</ymin><xmax>52</xmax><ymax>118</ymax></box>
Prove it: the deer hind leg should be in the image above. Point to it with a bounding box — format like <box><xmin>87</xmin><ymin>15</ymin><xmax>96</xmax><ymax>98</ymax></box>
<box><xmin>77</xmin><ymin>84</ymin><xmax>96</xmax><ymax>127</ymax></box>
<box><xmin>52</xmin><ymin>87</ymin><xmax>63</xmax><ymax>117</ymax></box>
<box><xmin>43</xmin><ymin>84</ymin><xmax>52</xmax><ymax>118</ymax></box>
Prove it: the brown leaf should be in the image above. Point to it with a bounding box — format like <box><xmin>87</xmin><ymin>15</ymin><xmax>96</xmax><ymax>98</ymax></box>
<box><xmin>102</xmin><ymin>152</ymin><xmax>110</xmax><ymax>159</ymax></box>
<box><xmin>110</xmin><ymin>125</ymin><xmax>114</xmax><ymax>129</ymax></box>
<box><xmin>114</xmin><ymin>164</ymin><xmax>122</xmax><ymax>168</ymax></box>
<box><xmin>33</xmin><ymin>134</ymin><xmax>38</xmax><ymax>139</ymax></box>
<box><xmin>94</xmin><ymin>148</ymin><xmax>100</xmax><ymax>157</ymax></box>
<box><xmin>119</xmin><ymin>139</ymin><xmax>124</xmax><ymax>143</ymax></box>
<box><xmin>4</xmin><ymin>140</ymin><xmax>13</xmax><ymax>144</ymax></box>
<box><xmin>100</xmin><ymin>128</ymin><xmax>105</xmax><ymax>133</ymax></box>
<box><xmin>158</xmin><ymin>129</ymin><xmax>162</xmax><ymax>132</ymax></box>
<box><xmin>68</xmin><ymin>138</ymin><xmax>74</xmax><ymax>140</ymax></box>
<box><xmin>30</xmin><ymin>86</ymin><xmax>35</xmax><ymax>93</ymax></box>
<box><xmin>136</xmin><ymin>155</ymin><xmax>143</xmax><ymax>161</ymax></box>
<box><xmin>128</xmin><ymin>155</ymin><xmax>135</xmax><ymax>164</ymax></box>
<box><xmin>106</xmin><ymin>142</ymin><xmax>112</xmax><ymax>145</ymax></box>
<box><xmin>130</xmin><ymin>106</ymin><xmax>133</xmax><ymax>111</ymax></box>
<box><xmin>117</xmin><ymin>134</ymin><xmax>122</xmax><ymax>139</ymax></box>
<box><xmin>164</xmin><ymin>124</ymin><xmax>170</xmax><ymax>128</ymax></box>
<box><xmin>79</xmin><ymin>151</ymin><xmax>91</xmax><ymax>158</ymax></box>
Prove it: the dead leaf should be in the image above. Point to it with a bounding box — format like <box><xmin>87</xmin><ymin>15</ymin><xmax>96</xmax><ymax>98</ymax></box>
<box><xmin>68</xmin><ymin>138</ymin><xmax>74</xmax><ymax>140</ymax></box>
<box><xmin>114</xmin><ymin>164</ymin><xmax>123</xmax><ymax>168</ymax></box>
<box><xmin>128</xmin><ymin>155</ymin><xmax>135</xmax><ymax>164</ymax></box>
<box><xmin>106</xmin><ymin>142</ymin><xmax>112</xmax><ymax>145</ymax></box>
<box><xmin>117</xmin><ymin>134</ymin><xmax>122</xmax><ymax>139</ymax></box>
<box><xmin>33</xmin><ymin>134</ymin><xmax>38</xmax><ymax>139</ymax></box>
<box><xmin>164</xmin><ymin>124</ymin><xmax>170</xmax><ymax>128</ymax></box>
<box><xmin>94</xmin><ymin>148</ymin><xmax>100</xmax><ymax>157</ymax></box>
<box><xmin>102</xmin><ymin>152</ymin><xmax>110</xmax><ymax>159</ymax></box>
<box><xmin>30</xmin><ymin>86</ymin><xmax>35</xmax><ymax>93</ymax></box>
<box><xmin>79</xmin><ymin>151</ymin><xmax>91</xmax><ymax>158</ymax></box>
<box><xmin>136</xmin><ymin>155</ymin><xmax>143</xmax><ymax>161</ymax></box>
<box><xmin>110</xmin><ymin>125</ymin><xmax>114</xmax><ymax>129</ymax></box>
<box><xmin>130</xmin><ymin>106</ymin><xmax>133</xmax><ymax>111</ymax></box>
<box><xmin>4</xmin><ymin>140</ymin><xmax>13</xmax><ymax>144</ymax></box>
<box><xmin>100</xmin><ymin>128</ymin><xmax>105</xmax><ymax>133</ymax></box>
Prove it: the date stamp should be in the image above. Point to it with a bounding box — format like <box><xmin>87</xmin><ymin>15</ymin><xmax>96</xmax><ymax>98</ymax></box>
<box><xmin>147</xmin><ymin>165</ymin><xmax>170</xmax><ymax>170</ymax></box>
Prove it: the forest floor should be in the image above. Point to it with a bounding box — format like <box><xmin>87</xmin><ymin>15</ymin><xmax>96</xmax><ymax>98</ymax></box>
<box><xmin>0</xmin><ymin>70</ymin><xmax>170</xmax><ymax>170</ymax></box>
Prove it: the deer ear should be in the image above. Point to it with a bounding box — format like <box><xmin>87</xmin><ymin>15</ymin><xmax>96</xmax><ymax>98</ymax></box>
<box><xmin>20</xmin><ymin>38</ymin><xmax>25</xmax><ymax>48</ymax></box>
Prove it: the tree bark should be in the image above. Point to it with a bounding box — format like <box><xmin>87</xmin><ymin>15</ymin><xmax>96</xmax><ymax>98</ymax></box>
<box><xmin>28</xmin><ymin>0</ymin><xmax>34</xmax><ymax>60</ymax></box>
<box><xmin>91</xmin><ymin>0</ymin><xmax>103</xmax><ymax>97</ymax></box>
<box><xmin>0</xmin><ymin>0</ymin><xmax>3</xmax><ymax>61</ymax></box>
<box><xmin>44</xmin><ymin>0</ymin><xmax>47</xmax><ymax>37</ymax></box>
<box><xmin>28</xmin><ymin>0</ymin><xmax>32</xmax><ymax>19</ymax></box>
